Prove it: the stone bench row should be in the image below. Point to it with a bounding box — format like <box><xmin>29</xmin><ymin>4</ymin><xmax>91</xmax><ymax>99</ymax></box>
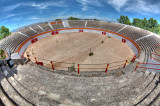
<box><xmin>9</xmin><ymin>62</ymin><xmax>158</xmax><ymax>105</ymax></box>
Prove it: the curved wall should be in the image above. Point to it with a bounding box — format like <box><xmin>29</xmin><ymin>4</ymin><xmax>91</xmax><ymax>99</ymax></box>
<box><xmin>17</xmin><ymin>28</ymin><xmax>141</xmax><ymax>58</ymax></box>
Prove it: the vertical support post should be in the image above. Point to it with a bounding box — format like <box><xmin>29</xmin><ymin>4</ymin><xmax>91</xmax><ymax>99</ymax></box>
<box><xmin>35</xmin><ymin>57</ymin><xmax>37</xmax><ymax>64</ymax></box>
<box><xmin>50</xmin><ymin>61</ymin><xmax>54</xmax><ymax>71</ymax></box>
<box><xmin>132</xmin><ymin>55</ymin><xmax>136</xmax><ymax>62</ymax></box>
<box><xmin>123</xmin><ymin>60</ymin><xmax>127</xmax><ymax>68</ymax></box>
<box><xmin>78</xmin><ymin>64</ymin><xmax>80</xmax><ymax>74</ymax></box>
<box><xmin>134</xmin><ymin>62</ymin><xmax>139</xmax><ymax>71</ymax></box>
<box><xmin>105</xmin><ymin>64</ymin><xmax>109</xmax><ymax>73</ymax></box>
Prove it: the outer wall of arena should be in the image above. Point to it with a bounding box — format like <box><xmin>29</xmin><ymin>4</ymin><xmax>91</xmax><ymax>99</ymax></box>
<box><xmin>17</xmin><ymin>28</ymin><xmax>140</xmax><ymax>58</ymax></box>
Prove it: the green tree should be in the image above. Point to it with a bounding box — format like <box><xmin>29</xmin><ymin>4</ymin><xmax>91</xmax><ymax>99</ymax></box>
<box><xmin>132</xmin><ymin>18</ymin><xmax>142</xmax><ymax>28</ymax></box>
<box><xmin>117</xmin><ymin>15</ymin><xmax>131</xmax><ymax>25</ymax></box>
<box><xmin>0</xmin><ymin>26</ymin><xmax>11</xmax><ymax>40</ymax></box>
<box><xmin>55</xmin><ymin>19</ymin><xmax>62</xmax><ymax>21</ymax></box>
<box><xmin>141</xmin><ymin>18</ymin><xmax>148</xmax><ymax>29</ymax></box>
<box><xmin>67</xmin><ymin>16</ymin><xmax>81</xmax><ymax>20</ymax></box>
<box><xmin>148</xmin><ymin>18</ymin><xmax>158</xmax><ymax>29</ymax></box>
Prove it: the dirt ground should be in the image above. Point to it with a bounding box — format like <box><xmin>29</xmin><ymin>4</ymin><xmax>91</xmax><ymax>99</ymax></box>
<box><xmin>24</xmin><ymin>32</ymin><xmax>134</xmax><ymax>71</ymax></box>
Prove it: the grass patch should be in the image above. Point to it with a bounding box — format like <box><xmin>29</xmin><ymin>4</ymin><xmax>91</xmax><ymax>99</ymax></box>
<box><xmin>0</xmin><ymin>55</ymin><xmax>6</xmax><ymax>59</ymax></box>
<box><xmin>68</xmin><ymin>63</ymin><xmax>76</xmax><ymax>71</ymax></box>
<box><xmin>89</xmin><ymin>52</ymin><xmax>94</xmax><ymax>56</ymax></box>
<box><xmin>101</xmin><ymin>40</ymin><xmax>104</xmax><ymax>44</ymax></box>
<box><xmin>89</xmin><ymin>48</ymin><xmax>94</xmax><ymax>56</ymax></box>
<box><xmin>0</xmin><ymin>49</ymin><xmax>4</xmax><ymax>55</ymax></box>
<box><xmin>0</xmin><ymin>49</ymin><xmax>6</xmax><ymax>59</ymax></box>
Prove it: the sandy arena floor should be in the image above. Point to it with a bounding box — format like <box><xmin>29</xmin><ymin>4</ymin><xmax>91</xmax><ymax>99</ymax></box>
<box><xmin>24</xmin><ymin>32</ymin><xmax>134</xmax><ymax>71</ymax></box>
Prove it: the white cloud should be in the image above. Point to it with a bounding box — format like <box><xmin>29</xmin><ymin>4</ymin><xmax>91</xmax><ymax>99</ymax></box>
<box><xmin>27</xmin><ymin>17</ymin><xmax>40</xmax><ymax>20</ymax></box>
<box><xmin>3</xmin><ymin>3</ymin><xmax>22</xmax><ymax>12</ymax></box>
<box><xmin>125</xmin><ymin>0</ymin><xmax>160</xmax><ymax>14</ymax></box>
<box><xmin>76</xmin><ymin>0</ymin><xmax>102</xmax><ymax>11</ymax></box>
<box><xmin>29</xmin><ymin>1</ymin><xmax>67</xmax><ymax>9</ymax></box>
<box><xmin>2</xmin><ymin>1</ymin><xmax>67</xmax><ymax>12</ymax></box>
<box><xmin>106</xmin><ymin>0</ymin><xmax>160</xmax><ymax>14</ymax></box>
<box><xmin>0</xmin><ymin>17</ymin><xmax>23</xmax><ymax>25</ymax></box>
<box><xmin>107</xmin><ymin>0</ymin><xmax>128</xmax><ymax>12</ymax></box>
<box><xmin>0</xmin><ymin>20</ymin><xmax>10</xmax><ymax>24</ymax></box>
<box><xmin>0</xmin><ymin>14</ymin><xmax>17</xmax><ymax>20</ymax></box>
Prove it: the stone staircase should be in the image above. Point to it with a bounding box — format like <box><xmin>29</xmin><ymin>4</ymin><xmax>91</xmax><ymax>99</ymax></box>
<box><xmin>62</xmin><ymin>20</ymin><xmax>70</xmax><ymax>28</ymax></box>
<box><xmin>0</xmin><ymin>62</ymin><xmax>159</xmax><ymax>106</ymax></box>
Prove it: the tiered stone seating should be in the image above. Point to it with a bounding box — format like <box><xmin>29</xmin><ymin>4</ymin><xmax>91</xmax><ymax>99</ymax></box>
<box><xmin>51</xmin><ymin>23</ymin><xmax>64</xmax><ymax>29</ymax></box>
<box><xmin>118</xmin><ymin>26</ymin><xmax>150</xmax><ymax>41</ymax></box>
<box><xmin>136</xmin><ymin>35</ymin><xmax>160</xmax><ymax>62</ymax></box>
<box><xmin>86</xmin><ymin>21</ymin><xmax>125</xmax><ymax>32</ymax></box>
<box><xmin>30</xmin><ymin>25</ymin><xmax>43</xmax><ymax>33</ymax></box>
<box><xmin>38</xmin><ymin>22</ymin><xmax>52</xmax><ymax>31</ymax></box>
<box><xmin>0</xmin><ymin>33</ymin><xmax>28</xmax><ymax>53</ymax></box>
<box><xmin>134</xmin><ymin>74</ymin><xmax>160</xmax><ymax>105</ymax></box>
<box><xmin>19</xmin><ymin>27</ymin><xmax>37</xmax><ymax>37</ymax></box>
<box><xmin>0</xmin><ymin>60</ymin><xmax>158</xmax><ymax>105</ymax></box>
<box><xmin>68</xmin><ymin>21</ymin><xmax>86</xmax><ymax>28</ymax></box>
<box><xmin>0</xmin><ymin>66</ymin><xmax>31</xmax><ymax>105</ymax></box>
<box><xmin>0</xmin><ymin>65</ymin><xmax>61</xmax><ymax>105</ymax></box>
<box><xmin>152</xmin><ymin>47</ymin><xmax>160</xmax><ymax>62</ymax></box>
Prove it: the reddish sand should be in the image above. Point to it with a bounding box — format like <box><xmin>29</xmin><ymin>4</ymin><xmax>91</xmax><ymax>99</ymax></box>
<box><xmin>24</xmin><ymin>32</ymin><xmax>134</xmax><ymax>71</ymax></box>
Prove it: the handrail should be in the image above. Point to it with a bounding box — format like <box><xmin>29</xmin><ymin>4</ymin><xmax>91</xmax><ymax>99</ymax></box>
<box><xmin>138</xmin><ymin>67</ymin><xmax>160</xmax><ymax>70</ymax></box>
<box><xmin>152</xmin><ymin>52</ymin><xmax>160</xmax><ymax>57</ymax></box>
<box><xmin>139</xmin><ymin>62</ymin><xmax>160</xmax><ymax>65</ymax></box>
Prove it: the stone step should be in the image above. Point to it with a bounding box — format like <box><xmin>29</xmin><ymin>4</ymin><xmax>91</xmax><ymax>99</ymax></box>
<box><xmin>141</xmin><ymin>81</ymin><xmax>160</xmax><ymax>105</ymax></box>
<box><xmin>62</xmin><ymin>20</ymin><xmax>70</xmax><ymax>28</ymax></box>
<box><xmin>152</xmin><ymin>92</ymin><xmax>160</xmax><ymax>106</ymax></box>
<box><xmin>0</xmin><ymin>67</ymin><xmax>15</xmax><ymax>106</ymax></box>
<box><xmin>14</xmin><ymin>64</ymin><xmax>152</xmax><ymax>105</ymax></box>
<box><xmin>134</xmin><ymin>72</ymin><xmax>155</xmax><ymax>95</ymax></box>
<box><xmin>16</xmin><ymin>63</ymin><xmax>146</xmax><ymax>92</ymax></box>
<box><xmin>108</xmin><ymin>73</ymin><xmax>156</xmax><ymax>105</ymax></box>
<box><xmin>0</xmin><ymin>85</ymin><xmax>15</xmax><ymax>106</ymax></box>
<box><xmin>133</xmin><ymin>74</ymin><xmax>159</xmax><ymax>105</ymax></box>
<box><xmin>1</xmin><ymin>66</ymin><xmax>32</xmax><ymax>106</ymax></box>
<box><xmin>6</xmin><ymin>66</ymin><xmax>61</xmax><ymax>106</ymax></box>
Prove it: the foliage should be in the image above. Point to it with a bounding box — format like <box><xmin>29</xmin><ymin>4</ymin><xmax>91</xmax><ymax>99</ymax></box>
<box><xmin>84</xmin><ymin>19</ymin><xmax>99</xmax><ymax>21</ymax></box>
<box><xmin>101</xmin><ymin>40</ymin><xmax>104</xmax><ymax>43</ymax></box>
<box><xmin>0</xmin><ymin>49</ymin><xmax>5</xmax><ymax>59</ymax></box>
<box><xmin>0</xmin><ymin>49</ymin><xmax>4</xmax><ymax>55</ymax></box>
<box><xmin>132</xmin><ymin>18</ymin><xmax>142</xmax><ymax>27</ymax></box>
<box><xmin>89</xmin><ymin>48</ymin><xmax>94</xmax><ymax>56</ymax></box>
<box><xmin>117</xmin><ymin>15</ymin><xmax>160</xmax><ymax>35</ymax></box>
<box><xmin>117</xmin><ymin>15</ymin><xmax>131</xmax><ymax>25</ymax></box>
<box><xmin>55</xmin><ymin>19</ymin><xmax>62</xmax><ymax>21</ymax></box>
<box><xmin>68</xmin><ymin>63</ymin><xmax>76</xmax><ymax>71</ymax></box>
<box><xmin>89</xmin><ymin>52</ymin><xmax>94</xmax><ymax>56</ymax></box>
<box><xmin>0</xmin><ymin>26</ymin><xmax>11</xmax><ymax>40</ymax></box>
<box><xmin>0</xmin><ymin>55</ymin><xmax>6</xmax><ymax>59</ymax></box>
<box><xmin>67</xmin><ymin>16</ymin><xmax>81</xmax><ymax>20</ymax></box>
<box><xmin>108</xmin><ymin>36</ymin><xmax>111</xmax><ymax>38</ymax></box>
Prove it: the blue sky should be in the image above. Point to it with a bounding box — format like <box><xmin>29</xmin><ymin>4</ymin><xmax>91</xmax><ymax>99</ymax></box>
<box><xmin>0</xmin><ymin>0</ymin><xmax>160</xmax><ymax>31</ymax></box>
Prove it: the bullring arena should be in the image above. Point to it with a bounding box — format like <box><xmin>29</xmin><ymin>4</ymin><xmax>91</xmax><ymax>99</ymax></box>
<box><xmin>0</xmin><ymin>20</ymin><xmax>160</xmax><ymax>106</ymax></box>
<box><xmin>24</xmin><ymin>32</ymin><xmax>134</xmax><ymax>71</ymax></box>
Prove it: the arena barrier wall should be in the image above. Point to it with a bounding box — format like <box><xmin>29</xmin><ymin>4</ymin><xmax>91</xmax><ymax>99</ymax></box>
<box><xmin>17</xmin><ymin>28</ymin><xmax>141</xmax><ymax>58</ymax></box>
